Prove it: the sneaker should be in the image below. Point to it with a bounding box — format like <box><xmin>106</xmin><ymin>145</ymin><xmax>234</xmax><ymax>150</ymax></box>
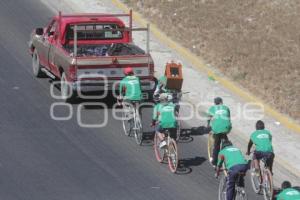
<box><xmin>159</xmin><ymin>140</ymin><xmax>167</xmax><ymax>149</ymax></box>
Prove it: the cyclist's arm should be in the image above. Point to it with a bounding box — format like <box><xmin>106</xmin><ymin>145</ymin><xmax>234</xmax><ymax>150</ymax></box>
<box><xmin>138</xmin><ymin>77</ymin><xmax>142</xmax><ymax>91</ymax></box>
<box><xmin>119</xmin><ymin>80</ymin><xmax>125</xmax><ymax>97</ymax></box>
<box><xmin>137</xmin><ymin>78</ymin><xmax>142</xmax><ymax>99</ymax></box>
<box><xmin>217</xmin><ymin>154</ymin><xmax>224</xmax><ymax>167</ymax></box>
<box><xmin>216</xmin><ymin>154</ymin><xmax>225</xmax><ymax>176</ymax></box>
<box><xmin>151</xmin><ymin>111</ymin><xmax>159</xmax><ymax>127</ymax></box>
<box><xmin>228</xmin><ymin>108</ymin><xmax>231</xmax><ymax>118</ymax></box>
<box><xmin>247</xmin><ymin>139</ymin><xmax>253</xmax><ymax>155</ymax></box>
<box><xmin>154</xmin><ymin>87</ymin><xmax>159</xmax><ymax>96</ymax></box>
<box><xmin>207</xmin><ymin>106</ymin><xmax>214</xmax><ymax>119</ymax></box>
<box><xmin>152</xmin><ymin>105</ymin><xmax>159</xmax><ymax>121</ymax></box>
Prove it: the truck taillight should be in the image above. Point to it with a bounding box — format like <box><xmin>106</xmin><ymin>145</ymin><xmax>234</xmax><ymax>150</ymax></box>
<box><xmin>68</xmin><ymin>65</ymin><xmax>77</xmax><ymax>81</ymax></box>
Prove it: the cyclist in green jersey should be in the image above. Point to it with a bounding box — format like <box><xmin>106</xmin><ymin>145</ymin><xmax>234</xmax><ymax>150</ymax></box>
<box><xmin>246</xmin><ymin>120</ymin><xmax>274</xmax><ymax>174</ymax></box>
<box><xmin>277</xmin><ymin>181</ymin><xmax>300</xmax><ymax>200</ymax></box>
<box><xmin>216</xmin><ymin>140</ymin><xmax>248</xmax><ymax>200</ymax></box>
<box><xmin>153</xmin><ymin>75</ymin><xmax>168</xmax><ymax>100</ymax></box>
<box><xmin>152</xmin><ymin>93</ymin><xmax>177</xmax><ymax>148</ymax></box>
<box><xmin>207</xmin><ymin>97</ymin><xmax>232</xmax><ymax>166</ymax></box>
<box><xmin>119</xmin><ymin>67</ymin><xmax>142</xmax><ymax>102</ymax></box>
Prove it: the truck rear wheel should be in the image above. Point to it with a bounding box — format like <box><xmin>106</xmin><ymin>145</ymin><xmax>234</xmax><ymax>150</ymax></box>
<box><xmin>60</xmin><ymin>72</ymin><xmax>77</xmax><ymax>103</ymax></box>
<box><xmin>32</xmin><ymin>49</ymin><xmax>45</xmax><ymax>78</ymax></box>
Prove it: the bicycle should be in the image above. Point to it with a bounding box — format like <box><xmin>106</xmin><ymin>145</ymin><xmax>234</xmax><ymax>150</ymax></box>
<box><xmin>153</xmin><ymin>90</ymin><xmax>187</xmax><ymax>141</ymax></box>
<box><xmin>218</xmin><ymin>169</ymin><xmax>248</xmax><ymax>200</ymax></box>
<box><xmin>207</xmin><ymin>125</ymin><xmax>228</xmax><ymax>167</ymax></box>
<box><xmin>153</xmin><ymin>128</ymin><xmax>178</xmax><ymax>173</ymax></box>
<box><xmin>121</xmin><ymin>100</ymin><xmax>143</xmax><ymax>145</ymax></box>
<box><xmin>250</xmin><ymin>155</ymin><xmax>274</xmax><ymax>200</ymax></box>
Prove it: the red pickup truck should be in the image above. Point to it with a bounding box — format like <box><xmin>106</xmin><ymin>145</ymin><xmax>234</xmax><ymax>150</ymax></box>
<box><xmin>29</xmin><ymin>11</ymin><xmax>156</xmax><ymax>102</ymax></box>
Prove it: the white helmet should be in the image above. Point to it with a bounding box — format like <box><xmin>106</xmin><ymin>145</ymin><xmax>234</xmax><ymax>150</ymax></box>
<box><xmin>159</xmin><ymin>93</ymin><xmax>168</xmax><ymax>102</ymax></box>
<box><xmin>167</xmin><ymin>94</ymin><xmax>173</xmax><ymax>102</ymax></box>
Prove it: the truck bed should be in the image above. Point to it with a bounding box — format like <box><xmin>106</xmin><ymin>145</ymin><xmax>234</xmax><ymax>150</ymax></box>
<box><xmin>64</xmin><ymin>43</ymin><xmax>145</xmax><ymax>57</ymax></box>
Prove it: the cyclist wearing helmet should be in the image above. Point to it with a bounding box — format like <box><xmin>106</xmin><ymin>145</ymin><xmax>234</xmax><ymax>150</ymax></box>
<box><xmin>152</xmin><ymin>93</ymin><xmax>177</xmax><ymax>148</ymax></box>
<box><xmin>216</xmin><ymin>140</ymin><xmax>248</xmax><ymax>200</ymax></box>
<box><xmin>277</xmin><ymin>181</ymin><xmax>300</xmax><ymax>200</ymax></box>
<box><xmin>246</xmin><ymin>120</ymin><xmax>274</xmax><ymax>174</ymax></box>
<box><xmin>207</xmin><ymin>97</ymin><xmax>232</xmax><ymax>166</ymax></box>
<box><xmin>119</xmin><ymin>67</ymin><xmax>142</xmax><ymax>102</ymax></box>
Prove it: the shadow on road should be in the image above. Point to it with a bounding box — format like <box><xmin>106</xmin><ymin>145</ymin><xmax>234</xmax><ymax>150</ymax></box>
<box><xmin>190</xmin><ymin>126</ymin><xmax>211</xmax><ymax>136</ymax></box>
<box><xmin>140</xmin><ymin>131</ymin><xmax>155</xmax><ymax>146</ymax></box>
<box><xmin>177</xmin><ymin>156</ymin><xmax>207</xmax><ymax>175</ymax></box>
<box><xmin>178</xmin><ymin>128</ymin><xmax>194</xmax><ymax>143</ymax></box>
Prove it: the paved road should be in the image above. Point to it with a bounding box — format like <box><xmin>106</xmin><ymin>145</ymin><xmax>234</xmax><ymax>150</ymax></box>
<box><xmin>0</xmin><ymin>0</ymin><xmax>264</xmax><ymax>199</ymax></box>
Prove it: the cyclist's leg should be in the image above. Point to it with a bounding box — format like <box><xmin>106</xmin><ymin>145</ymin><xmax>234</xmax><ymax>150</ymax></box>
<box><xmin>227</xmin><ymin>164</ymin><xmax>248</xmax><ymax>200</ymax></box>
<box><xmin>237</xmin><ymin>164</ymin><xmax>248</xmax><ymax>187</ymax></box>
<box><xmin>175</xmin><ymin>104</ymin><xmax>180</xmax><ymax>115</ymax></box>
<box><xmin>263</xmin><ymin>152</ymin><xmax>275</xmax><ymax>174</ymax></box>
<box><xmin>212</xmin><ymin>133</ymin><xmax>222</xmax><ymax>165</ymax></box>
<box><xmin>135</xmin><ymin>101</ymin><xmax>142</xmax><ymax>119</ymax></box>
<box><xmin>268</xmin><ymin>153</ymin><xmax>274</xmax><ymax>174</ymax></box>
<box><xmin>155</xmin><ymin>125</ymin><xmax>164</xmax><ymax>140</ymax></box>
<box><xmin>227</xmin><ymin>166</ymin><xmax>238</xmax><ymax>200</ymax></box>
<box><xmin>221</xmin><ymin>133</ymin><xmax>229</xmax><ymax>142</ymax></box>
<box><xmin>123</xmin><ymin>99</ymin><xmax>133</xmax><ymax>118</ymax></box>
<box><xmin>168</xmin><ymin>128</ymin><xmax>177</xmax><ymax>140</ymax></box>
<box><xmin>253</xmin><ymin>151</ymin><xmax>262</xmax><ymax>171</ymax></box>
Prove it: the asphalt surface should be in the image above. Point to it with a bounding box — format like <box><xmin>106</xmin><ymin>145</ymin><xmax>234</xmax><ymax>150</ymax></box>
<box><xmin>0</xmin><ymin>0</ymin><xmax>265</xmax><ymax>199</ymax></box>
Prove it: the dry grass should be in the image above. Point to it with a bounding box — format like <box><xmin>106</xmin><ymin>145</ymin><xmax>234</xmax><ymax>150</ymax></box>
<box><xmin>125</xmin><ymin>0</ymin><xmax>300</xmax><ymax>122</ymax></box>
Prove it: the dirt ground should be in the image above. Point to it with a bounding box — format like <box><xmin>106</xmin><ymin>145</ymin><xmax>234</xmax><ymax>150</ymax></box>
<box><xmin>124</xmin><ymin>0</ymin><xmax>300</xmax><ymax>122</ymax></box>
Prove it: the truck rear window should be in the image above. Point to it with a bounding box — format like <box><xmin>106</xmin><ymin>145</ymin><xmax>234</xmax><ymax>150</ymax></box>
<box><xmin>66</xmin><ymin>24</ymin><xmax>123</xmax><ymax>40</ymax></box>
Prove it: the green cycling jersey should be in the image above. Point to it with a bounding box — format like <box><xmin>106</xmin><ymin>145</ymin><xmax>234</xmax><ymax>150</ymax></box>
<box><xmin>276</xmin><ymin>188</ymin><xmax>300</xmax><ymax>200</ymax></box>
<box><xmin>250</xmin><ymin>129</ymin><xmax>273</xmax><ymax>153</ymax></box>
<box><xmin>217</xmin><ymin>145</ymin><xmax>248</xmax><ymax>170</ymax></box>
<box><xmin>208</xmin><ymin>105</ymin><xmax>232</xmax><ymax>134</ymax></box>
<box><xmin>153</xmin><ymin>102</ymin><xmax>177</xmax><ymax>128</ymax></box>
<box><xmin>119</xmin><ymin>75</ymin><xmax>142</xmax><ymax>101</ymax></box>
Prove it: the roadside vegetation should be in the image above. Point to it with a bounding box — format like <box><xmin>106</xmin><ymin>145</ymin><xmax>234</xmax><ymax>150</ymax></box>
<box><xmin>124</xmin><ymin>0</ymin><xmax>300</xmax><ymax>123</ymax></box>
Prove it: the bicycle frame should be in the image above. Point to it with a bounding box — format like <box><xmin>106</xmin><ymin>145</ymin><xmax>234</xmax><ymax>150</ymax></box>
<box><xmin>249</xmin><ymin>152</ymin><xmax>273</xmax><ymax>200</ymax></box>
<box><xmin>121</xmin><ymin>101</ymin><xmax>143</xmax><ymax>145</ymax></box>
<box><xmin>260</xmin><ymin>159</ymin><xmax>273</xmax><ymax>200</ymax></box>
<box><xmin>153</xmin><ymin>128</ymin><xmax>178</xmax><ymax>173</ymax></box>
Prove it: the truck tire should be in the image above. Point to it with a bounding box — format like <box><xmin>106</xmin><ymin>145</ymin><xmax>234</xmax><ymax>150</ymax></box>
<box><xmin>60</xmin><ymin>72</ymin><xmax>77</xmax><ymax>103</ymax></box>
<box><xmin>32</xmin><ymin>49</ymin><xmax>45</xmax><ymax>78</ymax></box>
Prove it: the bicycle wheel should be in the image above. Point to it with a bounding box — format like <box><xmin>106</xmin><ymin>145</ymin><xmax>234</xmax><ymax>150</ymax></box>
<box><xmin>207</xmin><ymin>132</ymin><xmax>214</xmax><ymax>165</ymax></box>
<box><xmin>122</xmin><ymin>107</ymin><xmax>133</xmax><ymax>136</ymax></box>
<box><xmin>262</xmin><ymin>168</ymin><xmax>273</xmax><ymax>200</ymax></box>
<box><xmin>134</xmin><ymin>114</ymin><xmax>143</xmax><ymax>145</ymax></box>
<box><xmin>167</xmin><ymin>139</ymin><xmax>178</xmax><ymax>173</ymax></box>
<box><xmin>218</xmin><ymin>175</ymin><xmax>227</xmax><ymax>200</ymax></box>
<box><xmin>154</xmin><ymin>133</ymin><xmax>165</xmax><ymax>163</ymax></box>
<box><xmin>250</xmin><ymin>160</ymin><xmax>262</xmax><ymax>194</ymax></box>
